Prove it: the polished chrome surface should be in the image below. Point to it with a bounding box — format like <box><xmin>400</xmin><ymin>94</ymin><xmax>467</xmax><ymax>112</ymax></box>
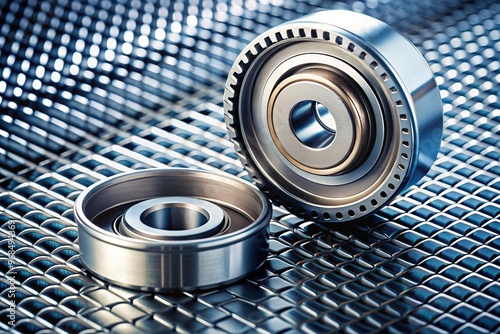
<box><xmin>74</xmin><ymin>168</ymin><xmax>271</xmax><ymax>291</ymax></box>
<box><xmin>0</xmin><ymin>0</ymin><xmax>498</xmax><ymax>333</ymax></box>
<box><xmin>224</xmin><ymin>10</ymin><xmax>443</xmax><ymax>223</ymax></box>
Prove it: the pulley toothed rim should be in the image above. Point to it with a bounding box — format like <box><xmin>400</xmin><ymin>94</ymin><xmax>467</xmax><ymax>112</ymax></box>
<box><xmin>74</xmin><ymin>168</ymin><xmax>271</xmax><ymax>291</ymax></box>
<box><xmin>224</xmin><ymin>10</ymin><xmax>443</xmax><ymax>223</ymax></box>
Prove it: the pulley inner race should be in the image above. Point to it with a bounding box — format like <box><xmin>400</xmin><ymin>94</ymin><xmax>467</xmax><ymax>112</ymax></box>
<box><xmin>118</xmin><ymin>196</ymin><xmax>227</xmax><ymax>240</ymax></box>
<box><xmin>268</xmin><ymin>68</ymin><xmax>374</xmax><ymax>176</ymax></box>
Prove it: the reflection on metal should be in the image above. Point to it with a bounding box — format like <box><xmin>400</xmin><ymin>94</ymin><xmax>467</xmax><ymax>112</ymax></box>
<box><xmin>74</xmin><ymin>168</ymin><xmax>271</xmax><ymax>291</ymax></box>
<box><xmin>0</xmin><ymin>0</ymin><xmax>498</xmax><ymax>332</ymax></box>
<box><xmin>225</xmin><ymin>10</ymin><xmax>443</xmax><ymax>223</ymax></box>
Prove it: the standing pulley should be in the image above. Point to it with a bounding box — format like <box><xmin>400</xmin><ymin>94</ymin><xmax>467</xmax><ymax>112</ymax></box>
<box><xmin>224</xmin><ymin>10</ymin><xmax>443</xmax><ymax>223</ymax></box>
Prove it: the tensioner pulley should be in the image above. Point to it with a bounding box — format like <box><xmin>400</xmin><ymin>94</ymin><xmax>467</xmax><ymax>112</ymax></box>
<box><xmin>224</xmin><ymin>10</ymin><xmax>442</xmax><ymax>223</ymax></box>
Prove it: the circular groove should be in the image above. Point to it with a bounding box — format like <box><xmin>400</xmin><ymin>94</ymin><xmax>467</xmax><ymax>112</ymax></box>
<box><xmin>224</xmin><ymin>10</ymin><xmax>443</xmax><ymax>223</ymax></box>
<box><xmin>74</xmin><ymin>168</ymin><xmax>272</xmax><ymax>291</ymax></box>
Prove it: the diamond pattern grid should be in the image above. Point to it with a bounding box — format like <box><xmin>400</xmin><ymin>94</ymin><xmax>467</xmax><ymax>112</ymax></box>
<box><xmin>0</xmin><ymin>0</ymin><xmax>499</xmax><ymax>333</ymax></box>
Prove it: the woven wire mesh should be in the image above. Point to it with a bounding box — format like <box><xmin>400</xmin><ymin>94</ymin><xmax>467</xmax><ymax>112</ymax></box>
<box><xmin>0</xmin><ymin>0</ymin><xmax>499</xmax><ymax>333</ymax></box>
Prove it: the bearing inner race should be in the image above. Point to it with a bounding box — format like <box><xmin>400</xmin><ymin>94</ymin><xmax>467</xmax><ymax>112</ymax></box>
<box><xmin>118</xmin><ymin>197</ymin><xmax>227</xmax><ymax>240</ymax></box>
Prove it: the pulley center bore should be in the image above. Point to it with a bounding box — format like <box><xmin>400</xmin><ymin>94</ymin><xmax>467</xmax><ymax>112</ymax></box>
<box><xmin>268</xmin><ymin>69</ymin><xmax>373</xmax><ymax>175</ymax></box>
<box><xmin>119</xmin><ymin>196</ymin><xmax>227</xmax><ymax>240</ymax></box>
<box><xmin>290</xmin><ymin>100</ymin><xmax>337</xmax><ymax>149</ymax></box>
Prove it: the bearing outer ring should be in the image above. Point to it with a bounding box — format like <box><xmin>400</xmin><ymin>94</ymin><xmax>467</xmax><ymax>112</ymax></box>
<box><xmin>74</xmin><ymin>168</ymin><xmax>271</xmax><ymax>291</ymax></box>
<box><xmin>224</xmin><ymin>10</ymin><xmax>443</xmax><ymax>223</ymax></box>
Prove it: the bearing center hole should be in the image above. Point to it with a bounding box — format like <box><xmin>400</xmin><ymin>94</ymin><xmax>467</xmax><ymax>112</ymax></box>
<box><xmin>141</xmin><ymin>204</ymin><xmax>208</xmax><ymax>230</ymax></box>
<box><xmin>290</xmin><ymin>100</ymin><xmax>337</xmax><ymax>149</ymax></box>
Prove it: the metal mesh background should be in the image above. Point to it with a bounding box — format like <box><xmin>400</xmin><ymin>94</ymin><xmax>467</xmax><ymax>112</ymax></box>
<box><xmin>0</xmin><ymin>0</ymin><xmax>499</xmax><ymax>333</ymax></box>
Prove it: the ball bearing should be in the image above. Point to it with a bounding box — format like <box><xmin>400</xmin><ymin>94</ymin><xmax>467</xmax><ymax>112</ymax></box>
<box><xmin>74</xmin><ymin>168</ymin><xmax>271</xmax><ymax>291</ymax></box>
<box><xmin>224</xmin><ymin>10</ymin><xmax>443</xmax><ymax>222</ymax></box>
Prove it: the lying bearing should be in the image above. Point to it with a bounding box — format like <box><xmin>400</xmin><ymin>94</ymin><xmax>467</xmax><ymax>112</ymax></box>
<box><xmin>74</xmin><ymin>168</ymin><xmax>271</xmax><ymax>291</ymax></box>
<box><xmin>224</xmin><ymin>10</ymin><xmax>443</xmax><ymax>222</ymax></box>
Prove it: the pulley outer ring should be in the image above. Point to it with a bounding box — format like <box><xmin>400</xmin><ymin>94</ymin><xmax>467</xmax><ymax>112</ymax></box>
<box><xmin>224</xmin><ymin>10</ymin><xmax>443</xmax><ymax>223</ymax></box>
<box><xmin>74</xmin><ymin>168</ymin><xmax>272</xmax><ymax>291</ymax></box>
